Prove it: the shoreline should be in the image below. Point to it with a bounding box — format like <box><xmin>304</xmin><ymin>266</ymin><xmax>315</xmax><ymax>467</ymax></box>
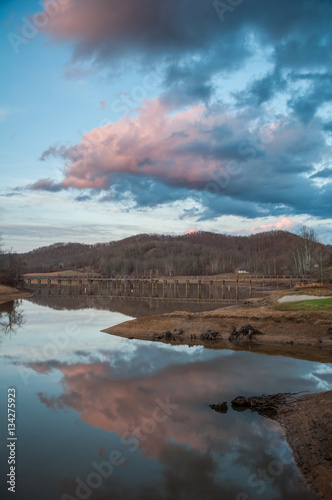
<box><xmin>103</xmin><ymin>297</ymin><xmax>332</xmax><ymax>498</ymax></box>
<box><xmin>102</xmin><ymin>301</ymin><xmax>332</xmax><ymax>362</ymax></box>
<box><xmin>276</xmin><ymin>390</ymin><xmax>332</xmax><ymax>500</ymax></box>
<box><xmin>0</xmin><ymin>285</ymin><xmax>32</xmax><ymax>305</ymax></box>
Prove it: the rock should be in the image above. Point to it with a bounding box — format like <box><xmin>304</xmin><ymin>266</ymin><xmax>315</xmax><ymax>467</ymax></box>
<box><xmin>229</xmin><ymin>324</ymin><xmax>264</xmax><ymax>341</ymax></box>
<box><xmin>200</xmin><ymin>331</ymin><xmax>219</xmax><ymax>341</ymax></box>
<box><xmin>209</xmin><ymin>402</ymin><xmax>228</xmax><ymax>413</ymax></box>
<box><xmin>231</xmin><ymin>396</ymin><xmax>251</xmax><ymax>408</ymax></box>
<box><xmin>153</xmin><ymin>330</ymin><xmax>184</xmax><ymax>342</ymax></box>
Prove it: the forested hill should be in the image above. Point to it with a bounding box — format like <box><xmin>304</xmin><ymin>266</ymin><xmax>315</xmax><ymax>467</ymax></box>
<box><xmin>20</xmin><ymin>230</ymin><xmax>331</xmax><ymax>276</ymax></box>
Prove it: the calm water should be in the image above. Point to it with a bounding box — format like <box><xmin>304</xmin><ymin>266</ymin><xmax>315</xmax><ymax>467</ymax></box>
<box><xmin>1</xmin><ymin>298</ymin><xmax>330</xmax><ymax>500</ymax></box>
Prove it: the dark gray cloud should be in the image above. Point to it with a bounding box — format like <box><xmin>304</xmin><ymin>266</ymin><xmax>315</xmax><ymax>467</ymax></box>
<box><xmin>323</xmin><ymin>121</ymin><xmax>332</xmax><ymax>133</ymax></box>
<box><xmin>234</xmin><ymin>70</ymin><xmax>287</xmax><ymax>107</ymax></box>
<box><xmin>310</xmin><ymin>168</ymin><xmax>332</xmax><ymax>179</ymax></box>
<box><xmin>30</xmin><ymin>178</ymin><xmax>64</xmax><ymax>192</ymax></box>
<box><xmin>287</xmin><ymin>72</ymin><xmax>332</xmax><ymax>122</ymax></box>
<box><xmin>42</xmin><ymin>0</ymin><xmax>332</xmax><ymax>109</ymax></box>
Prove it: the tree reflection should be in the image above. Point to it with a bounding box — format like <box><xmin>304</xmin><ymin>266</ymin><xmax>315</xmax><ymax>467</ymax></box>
<box><xmin>0</xmin><ymin>300</ymin><xmax>25</xmax><ymax>338</ymax></box>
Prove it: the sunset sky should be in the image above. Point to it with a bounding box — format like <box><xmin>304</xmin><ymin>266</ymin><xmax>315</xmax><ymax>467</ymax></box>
<box><xmin>1</xmin><ymin>0</ymin><xmax>332</xmax><ymax>251</ymax></box>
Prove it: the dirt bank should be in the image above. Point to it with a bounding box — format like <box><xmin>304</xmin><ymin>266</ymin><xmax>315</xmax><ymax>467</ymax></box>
<box><xmin>102</xmin><ymin>302</ymin><xmax>332</xmax><ymax>348</ymax></box>
<box><xmin>0</xmin><ymin>285</ymin><xmax>31</xmax><ymax>305</ymax></box>
<box><xmin>277</xmin><ymin>390</ymin><xmax>332</xmax><ymax>500</ymax></box>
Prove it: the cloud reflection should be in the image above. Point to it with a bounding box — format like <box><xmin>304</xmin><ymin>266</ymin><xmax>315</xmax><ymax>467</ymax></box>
<box><xmin>24</xmin><ymin>350</ymin><xmax>319</xmax><ymax>499</ymax></box>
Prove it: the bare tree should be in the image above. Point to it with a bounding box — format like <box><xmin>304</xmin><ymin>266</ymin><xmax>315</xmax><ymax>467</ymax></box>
<box><xmin>0</xmin><ymin>235</ymin><xmax>25</xmax><ymax>286</ymax></box>
<box><xmin>293</xmin><ymin>226</ymin><xmax>318</xmax><ymax>275</ymax></box>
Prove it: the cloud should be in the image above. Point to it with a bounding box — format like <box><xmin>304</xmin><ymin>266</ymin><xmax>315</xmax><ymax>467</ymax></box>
<box><xmin>39</xmin><ymin>144</ymin><xmax>67</xmax><ymax>162</ymax></box>
<box><xmin>37</xmin><ymin>0</ymin><xmax>332</xmax><ymax>110</ymax></box>
<box><xmin>184</xmin><ymin>227</ymin><xmax>198</xmax><ymax>235</ymax></box>
<box><xmin>247</xmin><ymin>217</ymin><xmax>299</xmax><ymax>234</ymax></box>
<box><xmin>234</xmin><ymin>70</ymin><xmax>286</xmax><ymax>107</ymax></box>
<box><xmin>100</xmin><ymin>100</ymin><xmax>106</xmax><ymax>110</ymax></box>
<box><xmin>30</xmin><ymin>98</ymin><xmax>332</xmax><ymax>220</ymax></box>
<box><xmin>30</xmin><ymin>178</ymin><xmax>64</xmax><ymax>192</ymax></box>
<box><xmin>310</xmin><ymin>167</ymin><xmax>332</xmax><ymax>179</ymax></box>
<box><xmin>288</xmin><ymin>73</ymin><xmax>332</xmax><ymax>122</ymax></box>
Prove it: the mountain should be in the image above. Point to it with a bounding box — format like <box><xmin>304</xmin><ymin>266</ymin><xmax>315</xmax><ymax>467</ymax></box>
<box><xmin>20</xmin><ymin>231</ymin><xmax>332</xmax><ymax>276</ymax></box>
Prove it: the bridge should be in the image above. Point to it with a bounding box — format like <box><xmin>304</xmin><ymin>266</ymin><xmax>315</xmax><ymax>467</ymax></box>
<box><xmin>24</xmin><ymin>274</ymin><xmax>320</xmax><ymax>301</ymax></box>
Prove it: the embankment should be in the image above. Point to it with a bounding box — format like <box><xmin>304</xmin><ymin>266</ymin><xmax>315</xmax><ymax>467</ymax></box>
<box><xmin>0</xmin><ymin>285</ymin><xmax>31</xmax><ymax>305</ymax></box>
<box><xmin>277</xmin><ymin>390</ymin><xmax>332</xmax><ymax>500</ymax></box>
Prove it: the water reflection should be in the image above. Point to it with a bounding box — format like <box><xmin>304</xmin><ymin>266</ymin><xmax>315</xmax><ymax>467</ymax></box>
<box><xmin>23</xmin><ymin>345</ymin><xmax>320</xmax><ymax>499</ymax></box>
<box><xmin>28</xmin><ymin>291</ymin><xmax>225</xmax><ymax>317</ymax></box>
<box><xmin>0</xmin><ymin>300</ymin><xmax>323</xmax><ymax>500</ymax></box>
<box><xmin>0</xmin><ymin>300</ymin><xmax>25</xmax><ymax>337</ymax></box>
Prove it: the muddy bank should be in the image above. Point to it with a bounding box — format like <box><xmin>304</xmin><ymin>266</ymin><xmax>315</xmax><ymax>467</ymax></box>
<box><xmin>0</xmin><ymin>285</ymin><xmax>31</xmax><ymax>305</ymax></box>
<box><xmin>102</xmin><ymin>305</ymin><xmax>332</xmax><ymax>358</ymax></box>
<box><xmin>276</xmin><ymin>390</ymin><xmax>332</xmax><ymax>500</ymax></box>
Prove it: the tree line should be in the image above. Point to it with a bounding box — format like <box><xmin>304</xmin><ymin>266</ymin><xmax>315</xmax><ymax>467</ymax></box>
<box><xmin>14</xmin><ymin>229</ymin><xmax>331</xmax><ymax>278</ymax></box>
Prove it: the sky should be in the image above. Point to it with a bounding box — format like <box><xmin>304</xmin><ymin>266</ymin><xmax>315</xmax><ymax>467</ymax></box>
<box><xmin>1</xmin><ymin>0</ymin><xmax>332</xmax><ymax>252</ymax></box>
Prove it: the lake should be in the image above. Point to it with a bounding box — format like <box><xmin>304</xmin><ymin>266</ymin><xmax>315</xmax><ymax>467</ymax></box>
<box><xmin>1</xmin><ymin>297</ymin><xmax>329</xmax><ymax>500</ymax></box>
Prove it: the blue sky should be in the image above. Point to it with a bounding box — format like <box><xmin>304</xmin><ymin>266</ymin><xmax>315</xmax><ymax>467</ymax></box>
<box><xmin>1</xmin><ymin>0</ymin><xmax>332</xmax><ymax>252</ymax></box>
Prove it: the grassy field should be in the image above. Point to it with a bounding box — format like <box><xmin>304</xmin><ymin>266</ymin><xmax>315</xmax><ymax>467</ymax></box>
<box><xmin>283</xmin><ymin>288</ymin><xmax>332</xmax><ymax>297</ymax></box>
<box><xmin>276</xmin><ymin>297</ymin><xmax>332</xmax><ymax>311</ymax></box>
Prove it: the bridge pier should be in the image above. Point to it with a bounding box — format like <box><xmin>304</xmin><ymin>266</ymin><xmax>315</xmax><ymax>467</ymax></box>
<box><xmin>174</xmin><ymin>280</ymin><xmax>178</xmax><ymax>299</ymax></box>
<box><xmin>197</xmin><ymin>280</ymin><xmax>201</xmax><ymax>299</ymax></box>
<box><xmin>151</xmin><ymin>280</ymin><xmax>158</xmax><ymax>298</ymax></box>
<box><xmin>209</xmin><ymin>280</ymin><xmax>213</xmax><ymax>299</ymax></box>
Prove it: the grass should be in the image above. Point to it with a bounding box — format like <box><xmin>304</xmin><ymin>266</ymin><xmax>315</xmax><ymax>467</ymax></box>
<box><xmin>276</xmin><ymin>297</ymin><xmax>332</xmax><ymax>311</ymax></box>
<box><xmin>284</xmin><ymin>289</ymin><xmax>332</xmax><ymax>297</ymax></box>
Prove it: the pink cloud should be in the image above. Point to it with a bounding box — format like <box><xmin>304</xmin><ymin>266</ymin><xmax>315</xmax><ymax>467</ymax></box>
<box><xmin>184</xmin><ymin>227</ymin><xmax>198</xmax><ymax>235</ymax></box>
<box><xmin>248</xmin><ymin>217</ymin><xmax>299</xmax><ymax>234</ymax></box>
<box><xmin>33</xmin><ymin>359</ymin><xmax>242</xmax><ymax>458</ymax></box>
<box><xmin>45</xmin><ymin>99</ymin><xmax>257</xmax><ymax>192</ymax></box>
<box><xmin>100</xmin><ymin>100</ymin><xmax>106</xmax><ymax>110</ymax></box>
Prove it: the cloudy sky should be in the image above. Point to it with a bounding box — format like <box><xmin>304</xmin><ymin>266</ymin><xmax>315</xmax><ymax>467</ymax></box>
<box><xmin>1</xmin><ymin>0</ymin><xmax>332</xmax><ymax>251</ymax></box>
